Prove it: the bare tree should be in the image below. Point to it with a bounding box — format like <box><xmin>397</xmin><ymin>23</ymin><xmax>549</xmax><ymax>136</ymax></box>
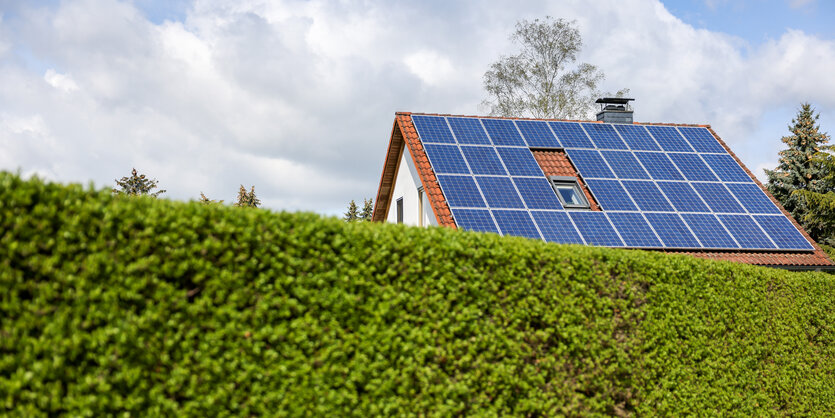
<box><xmin>482</xmin><ymin>17</ymin><xmax>628</xmax><ymax>120</ymax></box>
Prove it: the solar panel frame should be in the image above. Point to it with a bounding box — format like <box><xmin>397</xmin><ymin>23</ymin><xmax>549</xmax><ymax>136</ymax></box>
<box><xmin>451</xmin><ymin>208</ymin><xmax>499</xmax><ymax>233</ymax></box>
<box><xmin>725</xmin><ymin>183</ymin><xmax>782</xmax><ymax>214</ymax></box>
<box><xmin>423</xmin><ymin>144</ymin><xmax>471</xmax><ymax>174</ymax></box>
<box><xmin>700</xmin><ymin>154</ymin><xmax>754</xmax><ymax>183</ymax></box>
<box><xmin>495</xmin><ymin>147</ymin><xmax>544</xmax><ymax>176</ymax></box>
<box><xmin>482</xmin><ymin>118</ymin><xmax>527</xmax><ymax>146</ymax></box>
<box><xmin>607</xmin><ymin>212</ymin><xmax>664</xmax><ymax>247</ymax></box>
<box><xmin>513</xmin><ymin>177</ymin><xmax>563</xmax><ymax>210</ymax></box>
<box><xmin>645</xmin><ymin>212</ymin><xmax>702</xmax><ymax>248</ymax></box>
<box><xmin>412</xmin><ymin>115</ymin><xmax>456</xmax><ymax>144</ymax></box>
<box><xmin>447</xmin><ymin>117</ymin><xmax>491</xmax><ymax>145</ymax></box>
<box><xmin>668</xmin><ymin>153</ymin><xmax>720</xmax><ymax>182</ymax></box>
<box><xmin>753</xmin><ymin>215</ymin><xmax>814</xmax><ymax>250</ymax></box>
<box><xmin>678</xmin><ymin>126</ymin><xmax>727</xmax><ymax>153</ymax></box>
<box><xmin>634</xmin><ymin>152</ymin><xmax>685</xmax><ymax>181</ymax></box>
<box><xmin>582</xmin><ymin>123</ymin><xmax>629</xmax><ymax>150</ymax></box>
<box><xmin>646</xmin><ymin>125</ymin><xmax>695</xmax><ymax>152</ymax></box>
<box><xmin>569</xmin><ymin>211</ymin><xmax>624</xmax><ymax>246</ymax></box>
<box><xmin>565</xmin><ymin>149</ymin><xmax>616</xmax><ymax>179</ymax></box>
<box><xmin>492</xmin><ymin>209</ymin><xmax>542</xmax><ymax>239</ymax></box>
<box><xmin>460</xmin><ymin>145</ymin><xmax>508</xmax><ymax>176</ymax></box>
<box><xmin>718</xmin><ymin>214</ymin><xmax>776</xmax><ymax>249</ymax></box>
<box><xmin>475</xmin><ymin>176</ymin><xmax>525</xmax><ymax>209</ymax></box>
<box><xmin>550</xmin><ymin>121</ymin><xmax>594</xmax><ymax>148</ymax></box>
<box><xmin>530</xmin><ymin>210</ymin><xmax>585</xmax><ymax>244</ymax></box>
<box><xmin>692</xmin><ymin>182</ymin><xmax>746</xmax><ymax>214</ymax></box>
<box><xmin>436</xmin><ymin>175</ymin><xmax>487</xmax><ymax>208</ymax></box>
<box><xmin>680</xmin><ymin>213</ymin><xmax>739</xmax><ymax>249</ymax></box>
<box><xmin>621</xmin><ymin>180</ymin><xmax>675</xmax><ymax>212</ymax></box>
<box><xmin>515</xmin><ymin>120</ymin><xmax>561</xmax><ymax>148</ymax></box>
<box><xmin>600</xmin><ymin>150</ymin><xmax>651</xmax><ymax>179</ymax></box>
<box><xmin>613</xmin><ymin>124</ymin><xmax>661</xmax><ymax>151</ymax></box>
<box><xmin>585</xmin><ymin>179</ymin><xmax>638</xmax><ymax>211</ymax></box>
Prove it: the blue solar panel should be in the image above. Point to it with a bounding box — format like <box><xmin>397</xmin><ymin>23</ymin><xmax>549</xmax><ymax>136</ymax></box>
<box><xmin>718</xmin><ymin>214</ymin><xmax>775</xmax><ymax>249</ymax></box>
<box><xmin>569</xmin><ymin>211</ymin><xmax>624</xmax><ymax>246</ymax></box>
<box><xmin>646</xmin><ymin>125</ymin><xmax>695</xmax><ymax>152</ymax></box>
<box><xmin>475</xmin><ymin>176</ymin><xmax>524</xmax><ymax>208</ymax></box>
<box><xmin>613</xmin><ymin>124</ymin><xmax>661</xmax><ymax>151</ymax></box>
<box><xmin>447</xmin><ymin>117</ymin><xmax>491</xmax><ymax>145</ymax></box>
<box><xmin>678</xmin><ymin>126</ymin><xmax>726</xmax><ymax>153</ymax></box>
<box><xmin>515</xmin><ymin>120</ymin><xmax>560</xmax><ymax>148</ymax></box>
<box><xmin>753</xmin><ymin>215</ymin><xmax>814</xmax><ymax>250</ymax></box>
<box><xmin>582</xmin><ymin>123</ymin><xmax>628</xmax><ymax>150</ymax></box>
<box><xmin>701</xmin><ymin>154</ymin><xmax>753</xmax><ymax>182</ymax></box>
<box><xmin>601</xmin><ymin>151</ymin><xmax>650</xmax><ymax>179</ymax></box>
<box><xmin>531</xmin><ymin>211</ymin><xmax>584</xmax><ymax>244</ymax></box>
<box><xmin>495</xmin><ymin>147</ymin><xmax>543</xmax><ymax>176</ymax></box>
<box><xmin>513</xmin><ymin>177</ymin><xmax>562</xmax><ymax>209</ymax></box>
<box><xmin>681</xmin><ymin>213</ymin><xmax>738</xmax><ymax>249</ymax></box>
<box><xmin>607</xmin><ymin>212</ymin><xmax>663</xmax><ymax>247</ymax></box>
<box><xmin>725</xmin><ymin>183</ymin><xmax>781</xmax><ymax>214</ymax></box>
<box><xmin>645</xmin><ymin>212</ymin><xmax>701</xmax><ymax>248</ymax></box>
<box><xmin>492</xmin><ymin>209</ymin><xmax>542</xmax><ymax>239</ymax></box>
<box><xmin>550</xmin><ymin>121</ymin><xmax>593</xmax><ymax>148</ymax></box>
<box><xmin>460</xmin><ymin>146</ymin><xmax>507</xmax><ymax>175</ymax></box>
<box><xmin>423</xmin><ymin>144</ymin><xmax>470</xmax><ymax>174</ymax></box>
<box><xmin>436</xmin><ymin>175</ymin><xmax>486</xmax><ymax>208</ymax></box>
<box><xmin>482</xmin><ymin>118</ymin><xmax>526</xmax><ymax>146</ymax></box>
<box><xmin>657</xmin><ymin>181</ymin><xmax>710</xmax><ymax>213</ymax></box>
<box><xmin>585</xmin><ymin>179</ymin><xmax>637</xmax><ymax>211</ymax></box>
<box><xmin>621</xmin><ymin>180</ymin><xmax>674</xmax><ymax>211</ymax></box>
<box><xmin>634</xmin><ymin>152</ymin><xmax>685</xmax><ymax>181</ymax></box>
<box><xmin>451</xmin><ymin>209</ymin><xmax>498</xmax><ymax>233</ymax></box>
<box><xmin>668</xmin><ymin>153</ymin><xmax>719</xmax><ymax>181</ymax></box>
<box><xmin>412</xmin><ymin>115</ymin><xmax>455</xmax><ymax>144</ymax></box>
<box><xmin>565</xmin><ymin>149</ymin><xmax>615</xmax><ymax>178</ymax></box>
<box><xmin>692</xmin><ymin>182</ymin><xmax>746</xmax><ymax>213</ymax></box>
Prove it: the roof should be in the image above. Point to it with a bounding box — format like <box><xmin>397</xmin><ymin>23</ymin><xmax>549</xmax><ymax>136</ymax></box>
<box><xmin>372</xmin><ymin>112</ymin><xmax>834</xmax><ymax>269</ymax></box>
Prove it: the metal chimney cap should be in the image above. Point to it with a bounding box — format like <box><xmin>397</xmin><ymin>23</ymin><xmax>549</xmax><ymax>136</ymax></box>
<box><xmin>595</xmin><ymin>98</ymin><xmax>635</xmax><ymax>105</ymax></box>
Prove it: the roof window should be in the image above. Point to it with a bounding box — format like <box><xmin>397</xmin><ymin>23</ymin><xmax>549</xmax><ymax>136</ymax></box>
<box><xmin>550</xmin><ymin>176</ymin><xmax>590</xmax><ymax>209</ymax></box>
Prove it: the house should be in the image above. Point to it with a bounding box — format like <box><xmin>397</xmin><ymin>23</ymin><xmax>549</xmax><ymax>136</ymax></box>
<box><xmin>372</xmin><ymin>99</ymin><xmax>834</xmax><ymax>270</ymax></box>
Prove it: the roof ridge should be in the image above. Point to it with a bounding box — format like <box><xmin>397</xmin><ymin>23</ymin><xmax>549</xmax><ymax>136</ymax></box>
<box><xmin>396</xmin><ymin>111</ymin><xmax>710</xmax><ymax>128</ymax></box>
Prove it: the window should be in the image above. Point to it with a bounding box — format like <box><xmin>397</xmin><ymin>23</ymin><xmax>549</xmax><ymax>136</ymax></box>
<box><xmin>417</xmin><ymin>187</ymin><xmax>424</xmax><ymax>227</ymax></box>
<box><xmin>396</xmin><ymin>197</ymin><xmax>404</xmax><ymax>224</ymax></box>
<box><xmin>550</xmin><ymin>176</ymin><xmax>590</xmax><ymax>209</ymax></box>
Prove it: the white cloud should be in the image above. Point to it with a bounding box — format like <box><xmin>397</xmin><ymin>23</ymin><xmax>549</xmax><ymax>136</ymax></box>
<box><xmin>0</xmin><ymin>0</ymin><xmax>833</xmax><ymax>215</ymax></box>
<box><xmin>43</xmin><ymin>69</ymin><xmax>79</xmax><ymax>92</ymax></box>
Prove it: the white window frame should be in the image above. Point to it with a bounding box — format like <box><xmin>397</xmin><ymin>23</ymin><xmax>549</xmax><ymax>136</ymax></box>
<box><xmin>549</xmin><ymin>176</ymin><xmax>591</xmax><ymax>210</ymax></box>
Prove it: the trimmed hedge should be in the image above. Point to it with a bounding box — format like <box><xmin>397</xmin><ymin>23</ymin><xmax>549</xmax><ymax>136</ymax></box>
<box><xmin>1</xmin><ymin>172</ymin><xmax>834</xmax><ymax>415</ymax></box>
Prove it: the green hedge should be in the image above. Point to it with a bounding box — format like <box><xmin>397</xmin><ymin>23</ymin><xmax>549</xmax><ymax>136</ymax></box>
<box><xmin>1</xmin><ymin>172</ymin><xmax>834</xmax><ymax>415</ymax></box>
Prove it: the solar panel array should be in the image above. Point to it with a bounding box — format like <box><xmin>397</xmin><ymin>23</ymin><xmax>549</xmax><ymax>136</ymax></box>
<box><xmin>410</xmin><ymin>115</ymin><xmax>814</xmax><ymax>251</ymax></box>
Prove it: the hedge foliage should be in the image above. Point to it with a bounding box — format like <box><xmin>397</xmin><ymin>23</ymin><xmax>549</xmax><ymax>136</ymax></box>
<box><xmin>2</xmin><ymin>172</ymin><xmax>834</xmax><ymax>416</ymax></box>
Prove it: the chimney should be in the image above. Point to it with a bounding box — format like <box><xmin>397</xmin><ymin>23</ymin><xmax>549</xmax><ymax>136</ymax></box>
<box><xmin>595</xmin><ymin>98</ymin><xmax>634</xmax><ymax>124</ymax></box>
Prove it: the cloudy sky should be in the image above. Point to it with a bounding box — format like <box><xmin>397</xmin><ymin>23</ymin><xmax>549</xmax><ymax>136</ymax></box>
<box><xmin>1</xmin><ymin>0</ymin><xmax>833</xmax><ymax>215</ymax></box>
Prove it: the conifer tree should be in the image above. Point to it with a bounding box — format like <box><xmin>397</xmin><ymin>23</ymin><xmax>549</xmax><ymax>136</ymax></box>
<box><xmin>764</xmin><ymin>103</ymin><xmax>831</xmax><ymax>239</ymax></box>
<box><xmin>360</xmin><ymin>198</ymin><xmax>374</xmax><ymax>221</ymax></box>
<box><xmin>794</xmin><ymin>145</ymin><xmax>835</xmax><ymax>245</ymax></box>
<box><xmin>344</xmin><ymin>200</ymin><xmax>359</xmax><ymax>222</ymax></box>
<box><xmin>199</xmin><ymin>192</ymin><xmax>223</xmax><ymax>205</ymax></box>
<box><xmin>234</xmin><ymin>185</ymin><xmax>261</xmax><ymax>208</ymax></box>
<box><xmin>113</xmin><ymin>168</ymin><xmax>166</xmax><ymax>197</ymax></box>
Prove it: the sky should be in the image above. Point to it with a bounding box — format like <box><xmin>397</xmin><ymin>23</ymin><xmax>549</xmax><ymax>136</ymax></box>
<box><xmin>1</xmin><ymin>0</ymin><xmax>833</xmax><ymax>215</ymax></box>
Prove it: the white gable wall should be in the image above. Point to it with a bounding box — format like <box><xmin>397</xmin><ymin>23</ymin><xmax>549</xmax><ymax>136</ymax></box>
<box><xmin>387</xmin><ymin>149</ymin><xmax>437</xmax><ymax>227</ymax></box>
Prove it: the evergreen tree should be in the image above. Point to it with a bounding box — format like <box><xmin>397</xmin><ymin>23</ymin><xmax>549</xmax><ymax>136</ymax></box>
<box><xmin>344</xmin><ymin>200</ymin><xmax>359</xmax><ymax>222</ymax></box>
<box><xmin>234</xmin><ymin>185</ymin><xmax>261</xmax><ymax>208</ymax></box>
<box><xmin>794</xmin><ymin>145</ymin><xmax>835</xmax><ymax>245</ymax></box>
<box><xmin>764</xmin><ymin>103</ymin><xmax>831</xmax><ymax>240</ymax></box>
<box><xmin>113</xmin><ymin>168</ymin><xmax>166</xmax><ymax>197</ymax></box>
<box><xmin>360</xmin><ymin>198</ymin><xmax>374</xmax><ymax>221</ymax></box>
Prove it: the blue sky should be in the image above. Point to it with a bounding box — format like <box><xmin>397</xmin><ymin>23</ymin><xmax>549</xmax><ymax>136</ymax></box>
<box><xmin>0</xmin><ymin>0</ymin><xmax>833</xmax><ymax>214</ymax></box>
